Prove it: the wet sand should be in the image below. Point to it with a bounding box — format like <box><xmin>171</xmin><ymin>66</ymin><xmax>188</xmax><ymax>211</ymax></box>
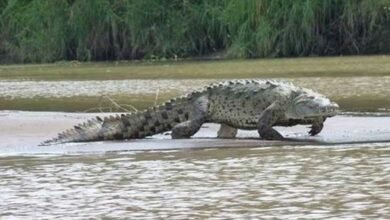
<box><xmin>1</xmin><ymin>111</ymin><xmax>390</xmax><ymax>156</ymax></box>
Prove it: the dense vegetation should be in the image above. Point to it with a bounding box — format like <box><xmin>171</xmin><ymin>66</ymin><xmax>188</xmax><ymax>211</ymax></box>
<box><xmin>0</xmin><ymin>0</ymin><xmax>389</xmax><ymax>63</ymax></box>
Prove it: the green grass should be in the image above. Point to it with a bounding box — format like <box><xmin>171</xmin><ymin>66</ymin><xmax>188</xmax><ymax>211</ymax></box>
<box><xmin>1</xmin><ymin>55</ymin><xmax>389</xmax><ymax>80</ymax></box>
<box><xmin>1</xmin><ymin>0</ymin><xmax>389</xmax><ymax>63</ymax></box>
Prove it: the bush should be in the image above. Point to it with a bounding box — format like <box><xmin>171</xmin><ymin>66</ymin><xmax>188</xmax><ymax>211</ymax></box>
<box><xmin>0</xmin><ymin>0</ymin><xmax>389</xmax><ymax>63</ymax></box>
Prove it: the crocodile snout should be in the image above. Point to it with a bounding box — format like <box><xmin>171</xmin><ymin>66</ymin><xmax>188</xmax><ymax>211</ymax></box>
<box><xmin>322</xmin><ymin>102</ymin><xmax>339</xmax><ymax>116</ymax></box>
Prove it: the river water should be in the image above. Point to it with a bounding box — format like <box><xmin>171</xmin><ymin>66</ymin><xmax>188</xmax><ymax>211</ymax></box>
<box><xmin>2</xmin><ymin>77</ymin><xmax>390</xmax><ymax>112</ymax></box>
<box><xmin>1</xmin><ymin>75</ymin><xmax>390</xmax><ymax>218</ymax></box>
<box><xmin>1</xmin><ymin>77</ymin><xmax>390</xmax><ymax>100</ymax></box>
<box><xmin>1</xmin><ymin>144</ymin><xmax>389</xmax><ymax>219</ymax></box>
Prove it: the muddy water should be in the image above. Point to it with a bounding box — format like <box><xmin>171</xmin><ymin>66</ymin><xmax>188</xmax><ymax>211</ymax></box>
<box><xmin>2</xmin><ymin>77</ymin><xmax>390</xmax><ymax>112</ymax></box>
<box><xmin>1</xmin><ymin>77</ymin><xmax>390</xmax><ymax>99</ymax></box>
<box><xmin>1</xmin><ymin>146</ymin><xmax>389</xmax><ymax>219</ymax></box>
<box><xmin>1</xmin><ymin>75</ymin><xmax>390</xmax><ymax>218</ymax></box>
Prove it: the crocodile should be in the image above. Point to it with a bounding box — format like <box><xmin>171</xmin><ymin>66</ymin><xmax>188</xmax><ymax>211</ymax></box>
<box><xmin>41</xmin><ymin>80</ymin><xmax>339</xmax><ymax>145</ymax></box>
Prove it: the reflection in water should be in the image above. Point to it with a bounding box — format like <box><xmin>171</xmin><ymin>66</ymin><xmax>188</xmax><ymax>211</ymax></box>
<box><xmin>1</xmin><ymin>145</ymin><xmax>389</xmax><ymax>219</ymax></box>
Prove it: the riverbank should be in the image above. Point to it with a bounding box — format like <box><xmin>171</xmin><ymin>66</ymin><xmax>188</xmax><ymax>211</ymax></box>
<box><xmin>1</xmin><ymin>111</ymin><xmax>390</xmax><ymax>156</ymax></box>
<box><xmin>1</xmin><ymin>56</ymin><xmax>389</xmax><ymax>80</ymax></box>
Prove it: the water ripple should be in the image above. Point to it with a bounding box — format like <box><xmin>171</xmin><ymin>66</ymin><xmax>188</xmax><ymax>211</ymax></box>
<box><xmin>1</xmin><ymin>77</ymin><xmax>390</xmax><ymax>99</ymax></box>
<box><xmin>0</xmin><ymin>147</ymin><xmax>389</xmax><ymax>219</ymax></box>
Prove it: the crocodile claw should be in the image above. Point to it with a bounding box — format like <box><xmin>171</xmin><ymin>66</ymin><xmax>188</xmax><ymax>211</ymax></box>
<box><xmin>308</xmin><ymin>124</ymin><xmax>323</xmax><ymax>136</ymax></box>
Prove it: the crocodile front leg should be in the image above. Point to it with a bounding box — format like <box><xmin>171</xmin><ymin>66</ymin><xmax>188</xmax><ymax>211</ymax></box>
<box><xmin>257</xmin><ymin>102</ymin><xmax>285</xmax><ymax>140</ymax></box>
<box><xmin>308</xmin><ymin>117</ymin><xmax>325</xmax><ymax>136</ymax></box>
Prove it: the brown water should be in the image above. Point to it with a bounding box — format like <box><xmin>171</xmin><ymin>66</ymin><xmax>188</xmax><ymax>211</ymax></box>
<box><xmin>1</xmin><ymin>77</ymin><xmax>390</xmax><ymax>99</ymax></box>
<box><xmin>1</xmin><ymin>145</ymin><xmax>389</xmax><ymax>219</ymax></box>
<box><xmin>1</xmin><ymin>58</ymin><xmax>390</xmax><ymax>218</ymax></box>
<box><xmin>2</xmin><ymin>77</ymin><xmax>390</xmax><ymax>112</ymax></box>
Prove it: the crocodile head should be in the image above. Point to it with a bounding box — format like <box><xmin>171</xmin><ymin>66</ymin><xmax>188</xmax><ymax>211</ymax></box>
<box><xmin>286</xmin><ymin>90</ymin><xmax>339</xmax><ymax>119</ymax></box>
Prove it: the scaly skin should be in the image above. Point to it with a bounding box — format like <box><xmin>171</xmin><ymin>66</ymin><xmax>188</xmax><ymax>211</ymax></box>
<box><xmin>41</xmin><ymin>80</ymin><xmax>339</xmax><ymax>145</ymax></box>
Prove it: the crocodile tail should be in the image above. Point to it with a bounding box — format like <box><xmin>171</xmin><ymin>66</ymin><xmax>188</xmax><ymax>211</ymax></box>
<box><xmin>40</xmin><ymin>116</ymin><xmax>106</xmax><ymax>146</ymax></box>
<box><xmin>40</xmin><ymin>97</ymin><xmax>193</xmax><ymax>146</ymax></box>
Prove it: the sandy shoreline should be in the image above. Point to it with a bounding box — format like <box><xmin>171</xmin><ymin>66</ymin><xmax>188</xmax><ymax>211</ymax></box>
<box><xmin>1</xmin><ymin>111</ymin><xmax>390</xmax><ymax>156</ymax></box>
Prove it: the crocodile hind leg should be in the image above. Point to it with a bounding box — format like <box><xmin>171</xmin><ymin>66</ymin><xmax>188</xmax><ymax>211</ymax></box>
<box><xmin>171</xmin><ymin>95</ymin><xmax>208</xmax><ymax>139</ymax></box>
<box><xmin>171</xmin><ymin>119</ymin><xmax>204</xmax><ymax>139</ymax></box>
<box><xmin>257</xmin><ymin>102</ymin><xmax>285</xmax><ymax>140</ymax></box>
<box><xmin>217</xmin><ymin>124</ymin><xmax>238</xmax><ymax>138</ymax></box>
